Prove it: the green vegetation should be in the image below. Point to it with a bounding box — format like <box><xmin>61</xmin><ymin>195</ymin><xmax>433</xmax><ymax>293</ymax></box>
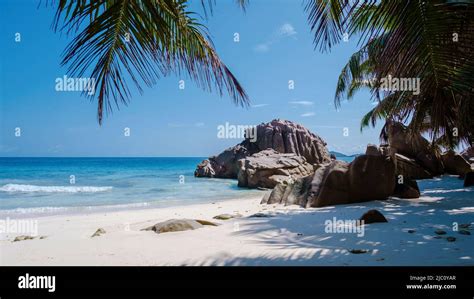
<box><xmin>305</xmin><ymin>0</ymin><xmax>474</xmax><ymax>148</ymax></box>
<box><xmin>51</xmin><ymin>0</ymin><xmax>249</xmax><ymax>124</ymax></box>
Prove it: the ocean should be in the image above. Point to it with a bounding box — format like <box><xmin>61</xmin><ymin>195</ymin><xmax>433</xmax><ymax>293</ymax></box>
<box><xmin>0</xmin><ymin>157</ymin><xmax>265</xmax><ymax>216</ymax></box>
<box><xmin>0</xmin><ymin>156</ymin><xmax>470</xmax><ymax>217</ymax></box>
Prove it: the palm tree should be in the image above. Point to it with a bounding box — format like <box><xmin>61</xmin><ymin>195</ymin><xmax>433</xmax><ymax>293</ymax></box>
<box><xmin>51</xmin><ymin>0</ymin><xmax>249</xmax><ymax>124</ymax></box>
<box><xmin>305</xmin><ymin>0</ymin><xmax>474</xmax><ymax>148</ymax></box>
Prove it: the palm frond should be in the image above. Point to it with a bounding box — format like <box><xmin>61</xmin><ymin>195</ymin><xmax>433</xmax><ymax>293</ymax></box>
<box><xmin>310</xmin><ymin>0</ymin><xmax>474</xmax><ymax>146</ymax></box>
<box><xmin>52</xmin><ymin>0</ymin><xmax>249</xmax><ymax>124</ymax></box>
<box><xmin>305</xmin><ymin>0</ymin><xmax>357</xmax><ymax>52</ymax></box>
<box><xmin>200</xmin><ymin>0</ymin><xmax>248</xmax><ymax>17</ymax></box>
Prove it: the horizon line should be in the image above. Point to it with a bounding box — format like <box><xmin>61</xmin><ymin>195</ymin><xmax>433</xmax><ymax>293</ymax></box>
<box><xmin>0</xmin><ymin>152</ymin><xmax>360</xmax><ymax>159</ymax></box>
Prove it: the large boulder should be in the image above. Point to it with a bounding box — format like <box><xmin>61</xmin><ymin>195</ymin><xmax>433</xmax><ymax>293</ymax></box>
<box><xmin>261</xmin><ymin>175</ymin><xmax>313</xmax><ymax>206</ymax></box>
<box><xmin>365</xmin><ymin>144</ymin><xmax>382</xmax><ymax>156</ymax></box>
<box><xmin>441</xmin><ymin>150</ymin><xmax>472</xmax><ymax>176</ymax></box>
<box><xmin>251</xmin><ymin>119</ymin><xmax>331</xmax><ymax>164</ymax></box>
<box><xmin>264</xmin><ymin>153</ymin><xmax>397</xmax><ymax>208</ymax></box>
<box><xmin>385</xmin><ymin>121</ymin><xmax>444</xmax><ymax>176</ymax></box>
<box><xmin>393</xmin><ymin>178</ymin><xmax>420</xmax><ymax>199</ymax></box>
<box><xmin>307</xmin><ymin>160</ymin><xmax>352</xmax><ymax>207</ymax></box>
<box><xmin>194</xmin><ymin>145</ymin><xmax>249</xmax><ymax>178</ymax></box>
<box><xmin>237</xmin><ymin>149</ymin><xmax>315</xmax><ymax>189</ymax></box>
<box><xmin>394</xmin><ymin>153</ymin><xmax>433</xmax><ymax>180</ymax></box>
<box><xmin>464</xmin><ymin>172</ymin><xmax>474</xmax><ymax>187</ymax></box>
<box><xmin>346</xmin><ymin>154</ymin><xmax>396</xmax><ymax>202</ymax></box>
<box><xmin>195</xmin><ymin>119</ymin><xmax>331</xmax><ymax>179</ymax></box>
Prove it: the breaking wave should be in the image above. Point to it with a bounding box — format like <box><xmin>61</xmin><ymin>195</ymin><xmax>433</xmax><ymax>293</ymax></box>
<box><xmin>0</xmin><ymin>184</ymin><xmax>113</xmax><ymax>193</ymax></box>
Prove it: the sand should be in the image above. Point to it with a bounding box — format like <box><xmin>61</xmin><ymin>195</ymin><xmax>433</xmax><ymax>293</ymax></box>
<box><xmin>1</xmin><ymin>192</ymin><xmax>473</xmax><ymax>266</ymax></box>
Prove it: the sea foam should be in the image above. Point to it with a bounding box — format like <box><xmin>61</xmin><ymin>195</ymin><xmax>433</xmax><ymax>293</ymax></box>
<box><xmin>422</xmin><ymin>188</ymin><xmax>471</xmax><ymax>194</ymax></box>
<box><xmin>0</xmin><ymin>184</ymin><xmax>113</xmax><ymax>193</ymax></box>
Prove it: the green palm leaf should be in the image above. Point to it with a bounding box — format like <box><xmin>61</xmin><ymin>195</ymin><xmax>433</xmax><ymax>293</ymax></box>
<box><xmin>52</xmin><ymin>0</ymin><xmax>249</xmax><ymax>124</ymax></box>
<box><xmin>307</xmin><ymin>0</ymin><xmax>474</xmax><ymax>147</ymax></box>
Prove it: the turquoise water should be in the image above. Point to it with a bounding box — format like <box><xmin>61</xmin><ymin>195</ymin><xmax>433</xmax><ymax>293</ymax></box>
<box><xmin>0</xmin><ymin>157</ymin><xmax>264</xmax><ymax>214</ymax></box>
<box><xmin>1</xmin><ymin>156</ymin><xmax>469</xmax><ymax>217</ymax></box>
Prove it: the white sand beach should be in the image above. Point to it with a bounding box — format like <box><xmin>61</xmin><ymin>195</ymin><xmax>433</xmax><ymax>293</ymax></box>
<box><xmin>1</xmin><ymin>185</ymin><xmax>473</xmax><ymax>266</ymax></box>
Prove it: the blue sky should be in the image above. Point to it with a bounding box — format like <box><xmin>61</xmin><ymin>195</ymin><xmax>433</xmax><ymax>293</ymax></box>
<box><xmin>0</xmin><ymin>0</ymin><xmax>383</xmax><ymax>157</ymax></box>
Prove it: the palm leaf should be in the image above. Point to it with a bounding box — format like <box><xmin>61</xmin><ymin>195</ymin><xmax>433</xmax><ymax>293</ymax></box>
<box><xmin>309</xmin><ymin>0</ymin><xmax>474</xmax><ymax>146</ymax></box>
<box><xmin>52</xmin><ymin>0</ymin><xmax>249</xmax><ymax>124</ymax></box>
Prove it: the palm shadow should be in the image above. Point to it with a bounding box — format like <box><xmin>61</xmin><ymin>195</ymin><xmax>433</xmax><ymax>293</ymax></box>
<box><xmin>192</xmin><ymin>176</ymin><xmax>473</xmax><ymax>266</ymax></box>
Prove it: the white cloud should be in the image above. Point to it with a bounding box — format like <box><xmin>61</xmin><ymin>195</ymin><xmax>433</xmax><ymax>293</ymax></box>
<box><xmin>168</xmin><ymin>123</ymin><xmax>185</xmax><ymax>128</ymax></box>
<box><xmin>311</xmin><ymin>125</ymin><xmax>343</xmax><ymax>129</ymax></box>
<box><xmin>289</xmin><ymin>100</ymin><xmax>313</xmax><ymax>106</ymax></box>
<box><xmin>279</xmin><ymin>23</ymin><xmax>297</xmax><ymax>37</ymax></box>
<box><xmin>48</xmin><ymin>144</ymin><xmax>64</xmax><ymax>153</ymax></box>
<box><xmin>168</xmin><ymin>122</ymin><xmax>205</xmax><ymax>128</ymax></box>
<box><xmin>0</xmin><ymin>145</ymin><xmax>18</xmax><ymax>153</ymax></box>
<box><xmin>251</xmin><ymin>103</ymin><xmax>269</xmax><ymax>108</ymax></box>
<box><xmin>300</xmin><ymin>112</ymin><xmax>315</xmax><ymax>117</ymax></box>
<box><xmin>350</xmin><ymin>144</ymin><xmax>366</xmax><ymax>153</ymax></box>
<box><xmin>254</xmin><ymin>22</ymin><xmax>297</xmax><ymax>53</ymax></box>
<box><xmin>254</xmin><ymin>44</ymin><xmax>270</xmax><ymax>53</ymax></box>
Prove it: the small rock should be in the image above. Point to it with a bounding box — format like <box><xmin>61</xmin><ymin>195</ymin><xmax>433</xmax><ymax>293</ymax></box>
<box><xmin>195</xmin><ymin>219</ymin><xmax>218</xmax><ymax>226</ymax></box>
<box><xmin>142</xmin><ymin>219</ymin><xmax>217</xmax><ymax>234</ymax></box>
<box><xmin>13</xmin><ymin>235</ymin><xmax>35</xmax><ymax>242</ymax></box>
<box><xmin>91</xmin><ymin>228</ymin><xmax>106</xmax><ymax>238</ymax></box>
<box><xmin>349</xmin><ymin>249</ymin><xmax>368</xmax><ymax>254</ymax></box>
<box><xmin>359</xmin><ymin>209</ymin><xmax>388</xmax><ymax>224</ymax></box>
<box><xmin>213</xmin><ymin>213</ymin><xmax>241</xmax><ymax>220</ymax></box>
<box><xmin>459</xmin><ymin>223</ymin><xmax>471</xmax><ymax>229</ymax></box>
<box><xmin>458</xmin><ymin>230</ymin><xmax>471</xmax><ymax>235</ymax></box>
<box><xmin>249</xmin><ymin>213</ymin><xmax>274</xmax><ymax>218</ymax></box>
<box><xmin>297</xmin><ymin>233</ymin><xmax>303</xmax><ymax>236</ymax></box>
<box><xmin>407</xmin><ymin>229</ymin><xmax>416</xmax><ymax>234</ymax></box>
<box><xmin>447</xmin><ymin>237</ymin><xmax>456</xmax><ymax>242</ymax></box>
<box><xmin>435</xmin><ymin>229</ymin><xmax>447</xmax><ymax>235</ymax></box>
<box><xmin>39</xmin><ymin>236</ymin><xmax>47</xmax><ymax>239</ymax></box>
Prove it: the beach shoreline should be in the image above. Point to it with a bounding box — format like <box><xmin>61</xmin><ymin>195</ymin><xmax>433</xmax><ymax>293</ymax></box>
<box><xmin>1</xmin><ymin>184</ymin><xmax>473</xmax><ymax>266</ymax></box>
<box><xmin>0</xmin><ymin>192</ymin><xmax>264</xmax><ymax>220</ymax></box>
